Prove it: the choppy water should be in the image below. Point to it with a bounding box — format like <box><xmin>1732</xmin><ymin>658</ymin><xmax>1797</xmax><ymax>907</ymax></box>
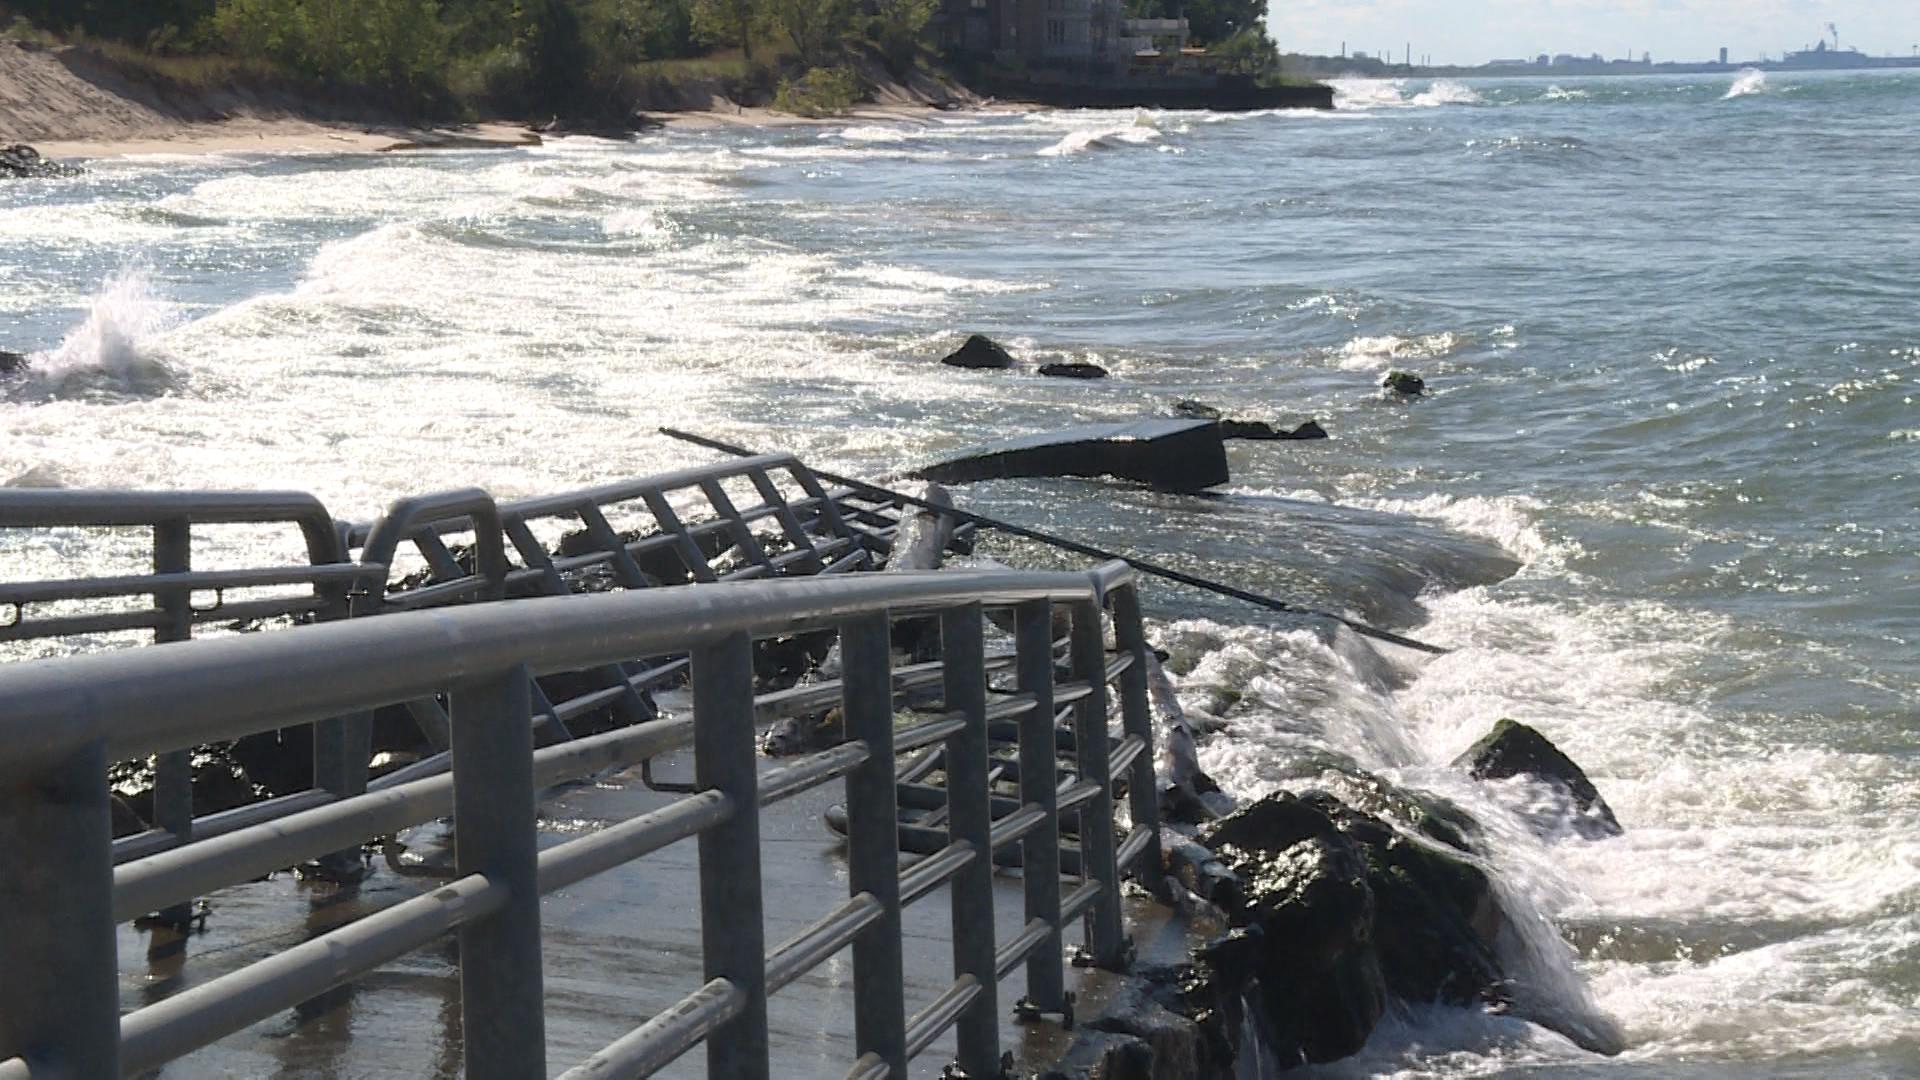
<box><xmin>4</xmin><ymin>70</ymin><xmax>1918</xmax><ymax>1077</ymax></box>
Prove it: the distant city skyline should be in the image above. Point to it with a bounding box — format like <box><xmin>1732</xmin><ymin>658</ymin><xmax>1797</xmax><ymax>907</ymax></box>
<box><xmin>1266</xmin><ymin>1</ymin><xmax>1916</xmax><ymax>67</ymax></box>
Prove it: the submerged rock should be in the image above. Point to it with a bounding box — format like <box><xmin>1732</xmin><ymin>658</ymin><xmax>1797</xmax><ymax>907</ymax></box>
<box><xmin>1169</xmin><ymin>400</ymin><xmax>1328</xmax><ymax>441</ymax></box>
<box><xmin>1</xmin><ymin>349</ymin><xmax>26</xmax><ymax>376</ymax></box>
<box><xmin>1039</xmin><ymin>361</ymin><xmax>1109</xmax><ymax>379</ymax></box>
<box><xmin>940</xmin><ymin>333</ymin><xmax>1017</xmax><ymax>369</ymax></box>
<box><xmin>1457</xmin><ymin>718</ymin><xmax>1623</xmax><ymax>839</ymax></box>
<box><xmin>0</xmin><ymin>144</ymin><xmax>82</xmax><ymax>180</ymax></box>
<box><xmin>1382</xmin><ymin>370</ymin><xmax>1428</xmax><ymax>396</ymax></box>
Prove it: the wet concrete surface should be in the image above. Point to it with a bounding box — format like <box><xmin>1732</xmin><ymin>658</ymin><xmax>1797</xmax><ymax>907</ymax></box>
<box><xmin>120</xmin><ymin>744</ymin><xmax>1137</xmax><ymax>1078</ymax></box>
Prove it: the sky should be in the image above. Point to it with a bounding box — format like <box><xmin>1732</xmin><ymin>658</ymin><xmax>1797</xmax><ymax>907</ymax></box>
<box><xmin>1265</xmin><ymin>1</ymin><xmax>1918</xmax><ymax>66</ymax></box>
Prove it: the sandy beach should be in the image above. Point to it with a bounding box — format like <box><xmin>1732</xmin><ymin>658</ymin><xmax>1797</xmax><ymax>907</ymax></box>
<box><xmin>1</xmin><ymin>38</ymin><xmax>996</xmax><ymax>162</ymax></box>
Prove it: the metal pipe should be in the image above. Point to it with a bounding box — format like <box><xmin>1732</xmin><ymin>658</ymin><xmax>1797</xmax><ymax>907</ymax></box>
<box><xmin>693</xmin><ymin>633</ymin><xmax>771</xmax><ymax>1080</ymax></box>
<box><xmin>904</xmin><ymin>976</ymin><xmax>984</xmax><ymax>1061</ymax></box>
<box><xmin>1108</xmin><ymin>583</ymin><xmax>1168</xmax><ymax>896</ymax></box>
<box><xmin>841</xmin><ymin>613</ymin><xmax>908</xmax><ymax>1077</ymax></box>
<box><xmin>450</xmin><ymin>665</ymin><xmax>546</xmax><ymax>1079</ymax></box>
<box><xmin>1015</xmin><ymin>598</ymin><xmax>1067</xmax><ymax>1012</ymax></box>
<box><xmin>939</xmin><ymin>603</ymin><xmax>1002</xmax><ymax>1079</ymax></box>
<box><xmin>556</xmin><ymin>978</ymin><xmax>743</xmax><ymax>1080</ymax></box>
<box><xmin>1070</xmin><ymin>595</ymin><xmax>1127</xmax><ymax>968</ymax></box>
<box><xmin>118</xmin><ymin>874</ymin><xmax>506</xmax><ymax>1074</ymax></box>
<box><xmin>0</xmin><ymin>739</ymin><xmax>118</xmax><ymax>1078</ymax></box>
<box><xmin>537</xmin><ymin>792</ymin><xmax>732</xmax><ymax>894</ymax></box>
<box><xmin>764</xmin><ymin>893</ymin><xmax>885</xmax><ymax>994</ymax></box>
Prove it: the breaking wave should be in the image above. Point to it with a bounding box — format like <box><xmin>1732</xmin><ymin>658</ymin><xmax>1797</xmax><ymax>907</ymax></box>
<box><xmin>1725</xmin><ymin>69</ymin><xmax>1767</xmax><ymax>99</ymax></box>
<box><xmin>12</xmin><ymin>269</ymin><xmax>178</xmax><ymax>400</ymax></box>
<box><xmin>1334</xmin><ymin>79</ymin><xmax>1486</xmax><ymax>111</ymax></box>
<box><xmin>1038</xmin><ymin>118</ymin><xmax>1164</xmax><ymax>156</ymax></box>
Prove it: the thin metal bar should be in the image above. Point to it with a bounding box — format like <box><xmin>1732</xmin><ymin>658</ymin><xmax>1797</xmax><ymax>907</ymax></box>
<box><xmin>904</xmin><ymin>976</ymin><xmax>984</xmax><ymax>1061</ymax></box>
<box><xmin>1061</xmin><ymin>879</ymin><xmax>1102</xmax><ymax>924</ymax></box>
<box><xmin>151</xmin><ymin>515</ymin><xmax>194</xmax><ymax>929</ymax></box>
<box><xmin>641</xmin><ymin>491</ymin><xmax>720</xmax><ymax>585</ymax></box>
<box><xmin>699</xmin><ymin>478</ymin><xmax>777</xmax><ymax>573</ymax></box>
<box><xmin>576</xmin><ymin>504</ymin><xmax>653</xmax><ymax>588</ymax></box>
<box><xmin>0</xmin><ymin>563</ymin><xmax>378</xmax><ymax>605</ymax></box>
<box><xmin>938</xmin><ymin>603</ymin><xmax>1001</xmax><ymax>1079</ymax></box>
<box><xmin>898</xmin><ymin>841</ymin><xmax>975</xmax><ymax>907</ymax></box>
<box><xmin>846</xmin><ymin>1052</ymin><xmax>889</xmax><ymax>1080</ymax></box>
<box><xmin>840</xmin><ymin>612</ymin><xmax>908</xmax><ymax>1077</ymax></box>
<box><xmin>1070</xmin><ymin>597</ymin><xmax>1126</xmax><ymax>968</ymax></box>
<box><xmin>747</xmin><ymin>467</ymin><xmax>823</xmax><ymax>572</ymax></box>
<box><xmin>764</xmin><ymin>893</ymin><xmax>885</xmax><ymax>994</ymax></box>
<box><xmin>119</xmin><ymin>873</ymin><xmax>506</xmax><ymax>1074</ymax></box>
<box><xmin>1107</xmin><ymin>581</ymin><xmax>1167</xmax><ymax>895</ymax></box>
<box><xmin>557</xmin><ymin>979</ymin><xmax>744</xmax><ymax>1080</ymax></box>
<box><xmin>692</xmin><ymin>632</ymin><xmax>770</xmax><ymax>1080</ymax></box>
<box><xmin>995</xmin><ymin>918</ymin><xmax>1055</xmax><ymax>980</ymax></box>
<box><xmin>537</xmin><ymin>792</ymin><xmax>732</xmax><ymax>894</ymax></box>
<box><xmin>450</xmin><ymin>665</ymin><xmax>546</xmax><ymax>1080</ymax></box>
<box><xmin>1014</xmin><ymin>597</ymin><xmax>1066</xmax><ymax>1012</ymax></box>
<box><xmin>759</xmin><ymin>742</ymin><xmax>871</xmax><ymax>807</ymax></box>
<box><xmin>0</xmin><ymin>738</ymin><xmax>118</xmax><ymax>1078</ymax></box>
<box><xmin>892</xmin><ymin>714</ymin><xmax>967</xmax><ymax>756</ymax></box>
<box><xmin>1116</xmin><ymin>825</ymin><xmax>1155</xmax><ymax>873</ymax></box>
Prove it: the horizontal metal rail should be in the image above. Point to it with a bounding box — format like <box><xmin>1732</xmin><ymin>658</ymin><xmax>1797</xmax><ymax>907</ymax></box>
<box><xmin>0</xmin><ymin>561</ymin><xmax>1163</xmax><ymax>1080</ymax></box>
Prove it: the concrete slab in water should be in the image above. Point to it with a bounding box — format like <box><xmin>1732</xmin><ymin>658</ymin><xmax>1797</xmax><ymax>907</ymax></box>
<box><xmin>916</xmin><ymin>419</ymin><xmax>1229</xmax><ymax>493</ymax></box>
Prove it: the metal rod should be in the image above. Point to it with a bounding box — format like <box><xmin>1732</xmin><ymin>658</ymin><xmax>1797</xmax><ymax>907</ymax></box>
<box><xmin>0</xmin><ymin>738</ymin><xmax>118</xmax><ymax>1078</ymax></box>
<box><xmin>451</xmin><ymin>665</ymin><xmax>546</xmax><ymax>1080</ymax></box>
<box><xmin>1070</xmin><ymin>597</ymin><xmax>1127</xmax><ymax>969</ymax></box>
<box><xmin>841</xmin><ymin>613</ymin><xmax>909</xmax><ymax>1077</ymax></box>
<box><xmin>693</xmin><ymin>632</ymin><xmax>771</xmax><ymax>1080</ymax></box>
<box><xmin>1108</xmin><ymin>582</ymin><xmax>1168</xmax><ymax>899</ymax></box>
<box><xmin>658</xmin><ymin>427</ymin><xmax>1451</xmax><ymax>655</ymax></box>
<box><xmin>1015</xmin><ymin>598</ymin><xmax>1067</xmax><ymax>1012</ymax></box>
<box><xmin>939</xmin><ymin>603</ymin><xmax>1003</xmax><ymax>1078</ymax></box>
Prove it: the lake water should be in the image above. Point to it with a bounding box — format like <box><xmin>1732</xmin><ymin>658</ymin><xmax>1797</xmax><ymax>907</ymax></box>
<box><xmin>3</xmin><ymin>69</ymin><xmax>1918</xmax><ymax>1077</ymax></box>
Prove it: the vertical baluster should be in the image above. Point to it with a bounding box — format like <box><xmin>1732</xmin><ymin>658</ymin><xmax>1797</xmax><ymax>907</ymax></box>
<box><xmin>152</xmin><ymin>516</ymin><xmax>194</xmax><ymax>928</ymax></box>
<box><xmin>940</xmin><ymin>603</ymin><xmax>1002</xmax><ymax>1077</ymax></box>
<box><xmin>1108</xmin><ymin>582</ymin><xmax>1166</xmax><ymax>893</ymax></box>
<box><xmin>1014</xmin><ymin>598</ymin><xmax>1065</xmax><ymax>1013</ymax></box>
<box><xmin>692</xmin><ymin>632</ymin><xmax>771</xmax><ymax>1080</ymax></box>
<box><xmin>450</xmin><ymin>664</ymin><xmax>545</xmax><ymax>1080</ymax></box>
<box><xmin>841</xmin><ymin>613</ymin><xmax>907</xmax><ymax>1075</ymax></box>
<box><xmin>1069</xmin><ymin>597</ymin><xmax>1126</xmax><ymax>968</ymax></box>
<box><xmin>0</xmin><ymin>738</ymin><xmax>119</xmax><ymax>1077</ymax></box>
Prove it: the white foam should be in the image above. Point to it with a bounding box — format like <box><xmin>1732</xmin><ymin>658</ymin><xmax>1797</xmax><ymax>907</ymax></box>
<box><xmin>23</xmin><ymin>268</ymin><xmax>178</xmax><ymax>397</ymax></box>
<box><xmin>1725</xmin><ymin>69</ymin><xmax>1767</xmax><ymax>99</ymax></box>
<box><xmin>1332</xmin><ymin>331</ymin><xmax>1462</xmax><ymax>372</ymax></box>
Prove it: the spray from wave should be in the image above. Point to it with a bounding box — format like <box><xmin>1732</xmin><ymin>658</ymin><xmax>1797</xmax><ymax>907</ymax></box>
<box><xmin>13</xmin><ymin>269</ymin><xmax>179</xmax><ymax>399</ymax></box>
<box><xmin>1038</xmin><ymin>118</ymin><xmax>1164</xmax><ymax>157</ymax></box>
<box><xmin>1333</xmin><ymin>78</ymin><xmax>1486</xmax><ymax>111</ymax></box>
<box><xmin>1724</xmin><ymin>69</ymin><xmax>1767</xmax><ymax>99</ymax></box>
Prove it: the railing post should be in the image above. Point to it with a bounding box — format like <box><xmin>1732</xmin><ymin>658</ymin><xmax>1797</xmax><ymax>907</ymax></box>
<box><xmin>1108</xmin><ymin>583</ymin><xmax>1166</xmax><ymax>894</ymax></box>
<box><xmin>841</xmin><ymin>613</ymin><xmax>908</xmax><ymax>1076</ymax></box>
<box><xmin>0</xmin><ymin>738</ymin><xmax>120</xmax><ymax>1077</ymax></box>
<box><xmin>692</xmin><ymin>632</ymin><xmax>771</xmax><ymax>1080</ymax></box>
<box><xmin>450</xmin><ymin>663</ymin><xmax>545</xmax><ymax>1080</ymax></box>
<box><xmin>940</xmin><ymin>603</ymin><xmax>1003</xmax><ymax>1078</ymax></box>
<box><xmin>1014</xmin><ymin>598</ymin><xmax>1066</xmax><ymax>1014</ymax></box>
<box><xmin>152</xmin><ymin>516</ymin><xmax>195</xmax><ymax>927</ymax></box>
<box><xmin>1069</xmin><ymin>597</ymin><xmax>1127</xmax><ymax>969</ymax></box>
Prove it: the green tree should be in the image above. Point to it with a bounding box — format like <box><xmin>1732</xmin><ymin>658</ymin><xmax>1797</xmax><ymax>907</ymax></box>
<box><xmin>768</xmin><ymin>0</ymin><xmax>852</xmax><ymax>66</ymax></box>
<box><xmin>690</xmin><ymin>0</ymin><xmax>755</xmax><ymax>59</ymax></box>
<box><xmin>870</xmin><ymin>0</ymin><xmax>934</xmax><ymax>72</ymax></box>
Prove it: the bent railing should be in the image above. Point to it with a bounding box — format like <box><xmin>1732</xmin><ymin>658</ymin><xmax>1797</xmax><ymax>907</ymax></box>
<box><xmin>0</xmin><ymin>564</ymin><xmax>1164</xmax><ymax>1080</ymax></box>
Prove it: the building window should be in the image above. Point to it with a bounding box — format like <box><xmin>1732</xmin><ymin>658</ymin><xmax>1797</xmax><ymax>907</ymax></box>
<box><xmin>1047</xmin><ymin>19</ymin><xmax>1066</xmax><ymax>45</ymax></box>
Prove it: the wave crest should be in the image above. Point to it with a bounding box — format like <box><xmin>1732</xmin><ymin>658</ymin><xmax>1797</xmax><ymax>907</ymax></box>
<box><xmin>12</xmin><ymin>269</ymin><xmax>179</xmax><ymax>400</ymax></box>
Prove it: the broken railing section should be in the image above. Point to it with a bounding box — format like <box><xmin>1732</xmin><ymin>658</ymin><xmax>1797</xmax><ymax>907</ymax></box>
<box><xmin>0</xmin><ymin>454</ymin><xmax>950</xmax><ymax>863</ymax></box>
<box><xmin>0</xmin><ymin>563</ymin><xmax>1164</xmax><ymax>1080</ymax></box>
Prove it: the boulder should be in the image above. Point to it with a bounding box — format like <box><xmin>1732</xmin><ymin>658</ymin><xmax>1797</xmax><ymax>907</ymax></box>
<box><xmin>0</xmin><ymin>144</ymin><xmax>83</xmax><ymax>180</ymax></box>
<box><xmin>1039</xmin><ymin>362</ymin><xmax>1109</xmax><ymax>379</ymax></box>
<box><xmin>1170</xmin><ymin>400</ymin><xmax>1328</xmax><ymax>441</ymax></box>
<box><xmin>940</xmin><ymin>333</ymin><xmax>1017</xmax><ymax>370</ymax></box>
<box><xmin>1382</xmin><ymin>371</ymin><xmax>1427</xmax><ymax>396</ymax></box>
<box><xmin>1456</xmin><ymin>719</ymin><xmax>1623</xmax><ymax>839</ymax></box>
<box><xmin>0</xmin><ymin>349</ymin><xmax>26</xmax><ymax>377</ymax></box>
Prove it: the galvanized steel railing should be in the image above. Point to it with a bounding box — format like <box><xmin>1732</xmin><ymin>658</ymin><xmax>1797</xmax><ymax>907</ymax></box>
<box><xmin>0</xmin><ymin>562</ymin><xmax>1164</xmax><ymax>1079</ymax></box>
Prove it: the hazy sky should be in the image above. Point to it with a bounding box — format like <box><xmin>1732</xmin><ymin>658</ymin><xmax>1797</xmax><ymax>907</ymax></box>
<box><xmin>1266</xmin><ymin>1</ymin><xmax>1918</xmax><ymax>66</ymax></box>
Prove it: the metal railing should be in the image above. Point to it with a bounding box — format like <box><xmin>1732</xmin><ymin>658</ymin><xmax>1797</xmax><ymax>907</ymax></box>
<box><xmin>0</xmin><ymin>562</ymin><xmax>1164</xmax><ymax>1079</ymax></box>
